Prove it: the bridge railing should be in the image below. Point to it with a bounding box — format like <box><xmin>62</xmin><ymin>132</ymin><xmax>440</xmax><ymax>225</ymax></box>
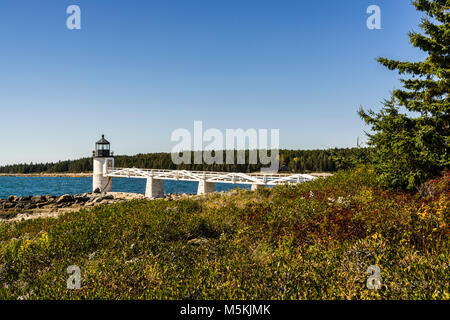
<box><xmin>106</xmin><ymin>168</ymin><xmax>316</xmax><ymax>185</ymax></box>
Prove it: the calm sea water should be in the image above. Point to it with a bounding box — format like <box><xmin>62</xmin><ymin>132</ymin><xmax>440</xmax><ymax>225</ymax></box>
<box><xmin>0</xmin><ymin>176</ymin><xmax>250</xmax><ymax>199</ymax></box>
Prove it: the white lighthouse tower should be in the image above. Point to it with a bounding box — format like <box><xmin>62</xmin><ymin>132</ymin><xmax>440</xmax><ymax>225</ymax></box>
<box><xmin>92</xmin><ymin>135</ymin><xmax>114</xmax><ymax>193</ymax></box>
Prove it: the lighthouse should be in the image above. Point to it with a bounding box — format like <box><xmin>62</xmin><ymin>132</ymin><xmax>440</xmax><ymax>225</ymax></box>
<box><xmin>92</xmin><ymin>135</ymin><xmax>114</xmax><ymax>193</ymax></box>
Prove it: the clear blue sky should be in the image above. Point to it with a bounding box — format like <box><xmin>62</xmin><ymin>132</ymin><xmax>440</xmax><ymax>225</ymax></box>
<box><xmin>0</xmin><ymin>0</ymin><xmax>425</xmax><ymax>165</ymax></box>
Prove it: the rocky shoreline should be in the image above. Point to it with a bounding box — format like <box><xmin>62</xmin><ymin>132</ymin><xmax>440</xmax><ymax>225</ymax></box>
<box><xmin>0</xmin><ymin>190</ymin><xmax>239</xmax><ymax>222</ymax></box>
<box><xmin>0</xmin><ymin>192</ymin><xmax>195</xmax><ymax>222</ymax></box>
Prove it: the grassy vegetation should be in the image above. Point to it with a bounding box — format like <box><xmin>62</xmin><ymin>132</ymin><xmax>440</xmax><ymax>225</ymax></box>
<box><xmin>0</xmin><ymin>167</ymin><xmax>448</xmax><ymax>299</ymax></box>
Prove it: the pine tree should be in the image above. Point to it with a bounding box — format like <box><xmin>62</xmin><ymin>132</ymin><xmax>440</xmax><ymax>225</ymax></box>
<box><xmin>359</xmin><ymin>0</ymin><xmax>449</xmax><ymax>190</ymax></box>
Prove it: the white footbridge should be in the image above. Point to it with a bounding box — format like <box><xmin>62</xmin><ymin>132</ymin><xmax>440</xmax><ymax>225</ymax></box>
<box><xmin>103</xmin><ymin>167</ymin><xmax>316</xmax><ymax>198</ymax></box>
<box><xmin>91</xmin><ymin>136</ymin><xmax>316</xmax><ymax>198</ymax></box>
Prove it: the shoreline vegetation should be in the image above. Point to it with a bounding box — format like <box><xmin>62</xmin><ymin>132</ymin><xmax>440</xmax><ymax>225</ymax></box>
<box><xmin>0</xmin><ymin>167</ymin><xmax>447</xmax><ymax>299</ymax></box>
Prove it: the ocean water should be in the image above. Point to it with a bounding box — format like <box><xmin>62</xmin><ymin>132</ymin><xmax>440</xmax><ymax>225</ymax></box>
<box><xmin>0</xmin><ymin>176</ymin><xmax>250</xmax><ymax>199</ymax></box>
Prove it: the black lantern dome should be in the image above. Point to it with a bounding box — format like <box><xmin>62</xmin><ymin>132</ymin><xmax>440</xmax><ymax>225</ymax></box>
<box><xmin>94</xmin><ymin>135</ymin><xmax>111</xmax><ymax>157</ymax></box>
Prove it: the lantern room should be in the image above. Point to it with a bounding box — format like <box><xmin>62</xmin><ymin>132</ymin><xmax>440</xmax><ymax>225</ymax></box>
<box><xmin>94</xmin><ymin>134</ymin><xmax>111</xmax><ymax>157</ymax></box>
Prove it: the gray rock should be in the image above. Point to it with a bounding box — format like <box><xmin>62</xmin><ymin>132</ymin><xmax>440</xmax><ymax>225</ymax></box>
<box><xmin>74</xmin><ymin>198</ymin><xmax>87</xmax><ymax>205</ymax></box>
<box><xmin>31</xmin><ymin>196</ymin><xmax>45</xmax><ymax>203</ymax></box>
<box><xmin>56</xmin><ymin>194</ymin><xmax>74</xmax><ymax>204</ymax></box>
<box><xmin>8</xmin><ymin>195</ymin><xmax>18</xmax><ymax>202</ymax></box>
<box><xmin>23</xmin><ymin>203</ymin><xmax>37</xmax><ymax>210</ymax></box>
<box><xmin>2</xmin><ymin>202</ymin><xmax>15</xmax><ymax>209</ymax></box>
<box><xmin>45</xmin><ymin>195</ymin><xmax>56</xmax><ymax>202</ymax></box>
<box><xmin>36</xmin><ymin>202</ymin><xmax>51</xmax><ymax>208</ymax></box>
<box><xmin>94</xmin><ymin>197</ymin><xmax>104</xmax><ymax>203</ymax></box>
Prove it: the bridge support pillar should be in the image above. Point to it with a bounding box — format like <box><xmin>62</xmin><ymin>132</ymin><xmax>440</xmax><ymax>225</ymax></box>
<box><xmin>251</xmin><ymin>184</ymin><xmax>265</xmax><ymax>191</ymax></box>
<box><xmin>197</xmin><ymin>180</ymin><xmax>216</xmax><ymax>195</ymax></box>
<box><xmin>145</xmin><ymin>177</ymin><xmax>164</xmax><ymax>199</ymax></box>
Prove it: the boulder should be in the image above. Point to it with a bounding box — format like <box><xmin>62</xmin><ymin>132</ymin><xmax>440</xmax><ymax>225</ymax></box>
<box><xmin>74</xmin><ymin>197</ymin><xmax>89</xmax><ymax>205</ymax></box>
<box><xmin>7</xmin><ymin>195</ymin><xmax>18</xmax><ymax>202</ymax></box>
<box><xmin>36</xmin><ymin>202</ymin><xmax>52</xmax><ymax>208</ymax></box>
<box><xmin>31</xmin><ymin>196</ymin><xmax>45</xmax><ymax>203</ymax></box>
<box><xmin>23</xmin><ymin>203</ymin><xmax>37</xmax><ymax>210</ymax></box>
<box><xmin>45</xmin><ymin>195</ymin><xmax>56</xmax><ymax>202</ymax></box>
<box><xmin>14</xmin><ymin>203</ymin><xmax>24</xmax><ymax>209</ymax></box>
<box><xmin>94</xmin><ymin>197</ymin><xmax>104</xmax><ymax>203</ymax></box>
<box><xmin>56</xmin><ymin>194</ymin><xmax>74</xmax><ymax>204</ymax></box>
<box><xmin>2</xmin><ymin>202</ymin><xmax>15</xmax><ymax>209</ymax></box>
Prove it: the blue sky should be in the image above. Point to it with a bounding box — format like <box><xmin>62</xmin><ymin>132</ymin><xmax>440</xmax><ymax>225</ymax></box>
<box><xmin>0</xmin><ymin>0</ymin><xmax>425</xmax><ymax>165</ymax></box>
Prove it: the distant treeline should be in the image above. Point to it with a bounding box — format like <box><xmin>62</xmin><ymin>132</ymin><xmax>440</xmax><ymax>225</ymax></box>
<box><xmin>0</xmin><ymin>148</ymin><xmax>367</xmax><ymax>174</ymax></box>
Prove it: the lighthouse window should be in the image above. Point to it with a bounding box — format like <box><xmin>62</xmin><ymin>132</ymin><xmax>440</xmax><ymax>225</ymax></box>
<box><xmin>97</xmin><ymin>144</ymin><xmax>109</xmax><ymax>150</ymax></box>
